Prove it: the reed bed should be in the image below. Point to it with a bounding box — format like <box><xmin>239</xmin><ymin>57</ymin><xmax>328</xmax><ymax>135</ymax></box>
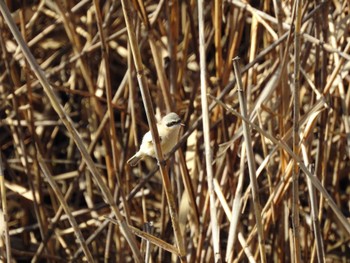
<box><xmin>0</xmin><ymin>0</ymin><xmax>349</xmax><ymax>262</ymax></box>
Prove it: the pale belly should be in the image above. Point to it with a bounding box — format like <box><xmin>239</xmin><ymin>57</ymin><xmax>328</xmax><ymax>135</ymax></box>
<box><xmin>140</xmin><ymin>127</ymin><xmax>180</xmax><ymax>158</ymax></box>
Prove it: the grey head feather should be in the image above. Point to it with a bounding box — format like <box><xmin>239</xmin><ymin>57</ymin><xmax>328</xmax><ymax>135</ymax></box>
<box><xmin>162</xmin><ymin>112</ymin><xmax>182</xmax><ymax>127</ymax></box>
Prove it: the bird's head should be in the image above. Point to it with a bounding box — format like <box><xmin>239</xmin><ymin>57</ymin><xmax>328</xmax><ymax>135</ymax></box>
<box><xmin>161</xmin><ymin>112</ymin><xmax>184</xmax><ymax>128</ymax></box>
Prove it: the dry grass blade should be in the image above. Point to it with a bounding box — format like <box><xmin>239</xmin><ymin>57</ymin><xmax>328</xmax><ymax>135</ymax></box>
<box><xmin>119</xmin><ymin>0</ymin><xmax>186</xmax><ymax>261</ymax></box>
<box><xmin>210</xmin><ymin>95</ymin><xmax>350</xmax><ymax>235</ymax></box>
<box><xmin>37</xmin><ymin>153</ymin><xmax>94</xmax><ymax>263</ymax></box>
<box><xmin>225</xmin><ymin>145</ymin><xmax>246</xmax><ymax>262</ymax></box>
<box><xmin>106</xmin><ymin>217</ymin><xmax>180</xmax><ymax>257</ymax></box>
<box><xmin>0</xmin><ymin>1</ymin><xmax>349</xmax><ymax>262</ymax></box>
<box><xmin>0</xmin><ymin>154</ymin><xmax>11</xmax><ymax>262</ymax></box>
<box><xmin>292</xmin><ymin>0</ymin><xmax>302</xmax><ymax>262</ymax></box>
<box><xmin>301</xmin><ymin>144</ymin><xmax>325</xmax><ymax>263</ymax></box>
<box><xmin>232</xmin><ymin>57</ymin><xmax>266</xmax><ymax>263</ymax></box>
<box><xmin>0</xmin><ymin>1</ymin><xmax>141</xmax><ymax>261</ymax></box>
<box><xmin>198</xmin><ymin>0</ymin><xmax>221</xmax><ymax>261</ymax></box>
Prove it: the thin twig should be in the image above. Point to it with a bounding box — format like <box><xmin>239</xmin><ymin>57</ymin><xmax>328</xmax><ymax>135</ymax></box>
<box><xmin>119</xmin><ymin>0</ymin><xmax>186</xmax><ymax>261</ymax></box>
<box><xmin>232</xmin><ymin>57</ymin><xmax>266</xmax><ymax>263</ymax></box>
<box><xmin>210</xmin><ymin>95</ymin><xmax>350</xmax><ymax>235</ymax></box>
<box><xmin>0</xmin><ymin>1</ymin><xmax>141</xmax><ymax>261</ymax></box>
<box><xmin>198</xmin><ymin>0</ymin><xmax>222</xmax><ymax>261</ymax></box>
<box><xmin>301</xmin><ymin>144</ymin><xmax>325</xmax><ymax>263</ymax></box>
<box><xmin>292</xmin><ymin>0</ymin><xmax>302</xmax><ymax>262</ymax></box>
<box><xmin>0</xmin><ymin>154</ymin><xmax>11</xmax><ymax>262</ymax></box>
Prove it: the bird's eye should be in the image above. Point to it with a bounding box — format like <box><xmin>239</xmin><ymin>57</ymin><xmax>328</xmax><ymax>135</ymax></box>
<box><xmin>166</xmin><ymin>119</ymin><xmax>181</xmax><ymax>127</ymax></box>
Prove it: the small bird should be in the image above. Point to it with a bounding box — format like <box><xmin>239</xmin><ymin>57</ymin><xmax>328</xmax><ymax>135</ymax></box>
<box><xmin>127</xmin><ymin>112</ymin><xmax>184</xmax><ymax>166</ymax></box>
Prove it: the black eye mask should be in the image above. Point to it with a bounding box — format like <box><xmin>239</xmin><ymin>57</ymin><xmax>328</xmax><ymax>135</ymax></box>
<box><xmin>166</xmin><ymin>119</ymin><xmax>181</xmax><ymax>127</ymax></box>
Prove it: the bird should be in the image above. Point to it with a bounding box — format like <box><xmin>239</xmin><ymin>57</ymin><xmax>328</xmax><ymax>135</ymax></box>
<box><xmin>127</xmin><ymin>112</ymin><xmax>184</xmax><ymax>166</ymax></box>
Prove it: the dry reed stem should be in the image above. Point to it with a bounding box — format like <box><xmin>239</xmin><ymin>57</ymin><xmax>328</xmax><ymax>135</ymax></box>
<box><xmin>37</xmin><ymin>152</ymin><xmax>94</xmax><ymax>262</ymax></box>
<box><xmin>198</xmin><ymin>0</ymin><xmax>221</xmax><ymax>261</ymax></box>
<box><xmin>292</xmin><ymin>0</ymin><xmax>302</xmax><ymax>262</ymax></box>
<box><xmin>0</xmin><ymin>154</ymin><xmax>11</xmax><ymax>262</ymax></box>
<box><xmin>120</xmin><ymin>0</ymin><xmax>186</xmax><ymax>261</ymax></box>
<box><xmin>233</xmin><ymin>57</ymin><xmax>266</xmax><ymax>263</ymax></box>
<box><xmin>0</xmin><ymin>1</ymin><xmax>349</xmax><ymax>262</ymax></box>
<box><xmin>211</xmin><ymin>95</ymin><xmax>350</xmax><ymax>233</ymax></box>
<box><xmin>0</xmin><ymin>1</ymin><xmax>141</xmax><ymax>261</ymax></box>
<box><xmin>301</xmin><ymin>144</ymin><xmax>325</xmax><ymax>263</ymax></box>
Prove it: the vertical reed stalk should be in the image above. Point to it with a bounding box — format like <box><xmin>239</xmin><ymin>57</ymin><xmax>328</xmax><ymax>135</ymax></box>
<box><xmin>197</xmin><ymin>0</ymin><xmax>222</xmax><ymax>261</ymax></box>
<box><xmin>92</xmin><ymin>0</ymin><xmax>132</xmax><ymax>224</ymax></box>
<box><xmin>232</xmin><ymin>57</ymin><xmax>266</xmax><ymax>263</ymax></box>
<box><xmin>1</xmin><ymin>1</ymin><xmax>350</xmax><ymax>262</ymax></box>
<box><xmin>301</xmin><ymin>144</ymin><xmax>325</xmax><ymax>263</ymax></box>
<box><xmin>225</xmin><ymin>145</ymin><xmax>246</xmax><ymax>262</ymax></box>
<box><xmin>0</xmin><ymin>154</ymin><xmax>11</xmax><ymax>262</ymax></box>
<box><xmin>119</xmin><ymin>0</ymin><xmax>186</xmax><ymax>261</ymax></box>
<box><xmin>37</xmin><ymin>153</ymin><xmax>94</xmax><ymax>263</ymax></box>
<box><xmin>292</xmin><ymin>0</ymin><xmax>302</xmax><ymax>262</ymax></box>
<box><xmin>0</xmin><ymin>1</ymin><xmax>142</xmax><ymax>261</ymax></box>
<box><xmin>214</xmin><ymin>0</ymin><xmax>222</xmax><ymax>78</ymax></box>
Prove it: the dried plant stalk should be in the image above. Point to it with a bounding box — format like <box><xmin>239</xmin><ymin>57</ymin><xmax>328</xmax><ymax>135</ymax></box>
<box><xmin>0</xmin><ymin>1</ymin><xmax>141</xmax><ymax>261</ymax></box>
<box><xmin>119</xmin><ymin>0</ymin><xmax>186</xmax><ymax>261</ymax></box>
<box><xmin>0</xmin><ymin>1</ymin><xmax>349</xmax><ymax>262</ymax></box>
<box><xmin>232</xmin><ymin>58</ymin><xmax>266</xmax><ymax>263</ymax></box>
<box><xmin>198</xmin><ymin>0</ymin><xmax>221</xmax><ymax>261</ymax></box>
<box><xmin>292</xmin><ymin>0</ymin><xmax>302</xmax><ymax>262</ymax></box>
<box><xmin>0</xmin><ymin>154</ymin><xmax>11</xmax><ymax>262</ymax></box>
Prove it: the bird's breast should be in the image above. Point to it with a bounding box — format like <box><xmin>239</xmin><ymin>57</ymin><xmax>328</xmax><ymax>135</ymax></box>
<box><xmin>160</xmin><ymin>126</ymin><xmax>180</xmax><ymax>154</ymax></box>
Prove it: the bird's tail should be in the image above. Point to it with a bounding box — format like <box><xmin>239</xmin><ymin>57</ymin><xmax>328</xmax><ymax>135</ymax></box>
<box><xmin>127</xmin><ymin>153</ymin><xmax>142</xmax><ymax>166</ymax></box>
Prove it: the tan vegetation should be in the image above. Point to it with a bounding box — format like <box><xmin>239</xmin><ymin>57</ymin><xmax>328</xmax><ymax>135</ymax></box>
<box><xmin>0</xmin><ymin>0</ymin><xmax>349</xmax><ymax>262</ymax></box>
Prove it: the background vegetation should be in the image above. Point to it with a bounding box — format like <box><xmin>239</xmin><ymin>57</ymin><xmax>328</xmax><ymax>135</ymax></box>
<box><xmin>0</xmin><ymin>0</ymin><xmax>349</xmax><ymax>262</ymax></box>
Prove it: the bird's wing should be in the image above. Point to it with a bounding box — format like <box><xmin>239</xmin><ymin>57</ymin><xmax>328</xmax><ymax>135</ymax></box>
<box><xmin>142</xmin><ymin>131</ymin><xmax>153</xmax><ymax>144</ymax></box>
<box><xmin>142</xmin><ymin>130</ymin><xmax>162</xmax><ymax>144</ymax></box>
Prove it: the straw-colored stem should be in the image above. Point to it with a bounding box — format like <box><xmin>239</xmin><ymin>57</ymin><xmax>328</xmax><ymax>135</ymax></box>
<box><xmin>167</xmin><ymin>0</ymin><xmax>179</xmax><ymax>96</ymax></box>
<box><xmin>1</xmin><ymin>1</ymin><xmax>349</xmax><ymax>261</ymax></box>
<box><xmin>0</xmin><ymin>155</ymin><xmax>11</xmax><ymax>262</ymax></box>
<box><xmin>214</xmin><ymin>0</ymin><xmax>222</xmax><ymax>78</ymax></box>
<box><xmin>32</xmin><ymin>71</ymin><xmax>129</xmax><ymax>261</ymax></box>
<box><xmin>292</xmin><ymin>1</ymin><xmax>302</xmax><ymax>262</ymax></box>
<box><xmin>197</xmin><ymin>0</ymin><xmax>222</xmax><ymax>261</ymax></box>
<box><xmin>237</xmin><ymin>232</ymin><xmax>256</xmax><ymax>263</ymax></box>
<box><xmin>119</xmin><ymin>0</ymin><xmax>186</xmax><ymax>261</ymax></box>
<box><xmin>92</xmin><ymin>0</ymin><xmax>132</xmax><ymax>225</ymax></box>
<box><xmin>232</xmin><ymin>58</ymin><xmax>266</xmax><ymax>263</ymax></box>
<box><xmin>0</xmin><ymin>1</ymin><xmax>142</xmax><ymax>261</ymax></box>
<box><xmin>37</xmin><ymin>153</ymin><xmax>94</xmax><ymax>263</ymax></box>
<box><xmin>301</xmin><ymin>144</ymin><xmax>325</xmax><ymax>263</ymax></box>
<box><xmin>272</xmin><ymin>0</ymin><xmax>290</xmax><ymax>173</ymax></box>
<box><xmin>149</xmin><ymin>37</ymin><xmax>172</xmax><ymax>112</ymax></box>
<box><xmin>225</xmin><ymin>145</ymin><xmax>246</xmax><ymax>262</ymax></box>
<box><xmin>211</xmin><ymin>95</ymin><xmax>350</xmax><ymax>235</ymax></box>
